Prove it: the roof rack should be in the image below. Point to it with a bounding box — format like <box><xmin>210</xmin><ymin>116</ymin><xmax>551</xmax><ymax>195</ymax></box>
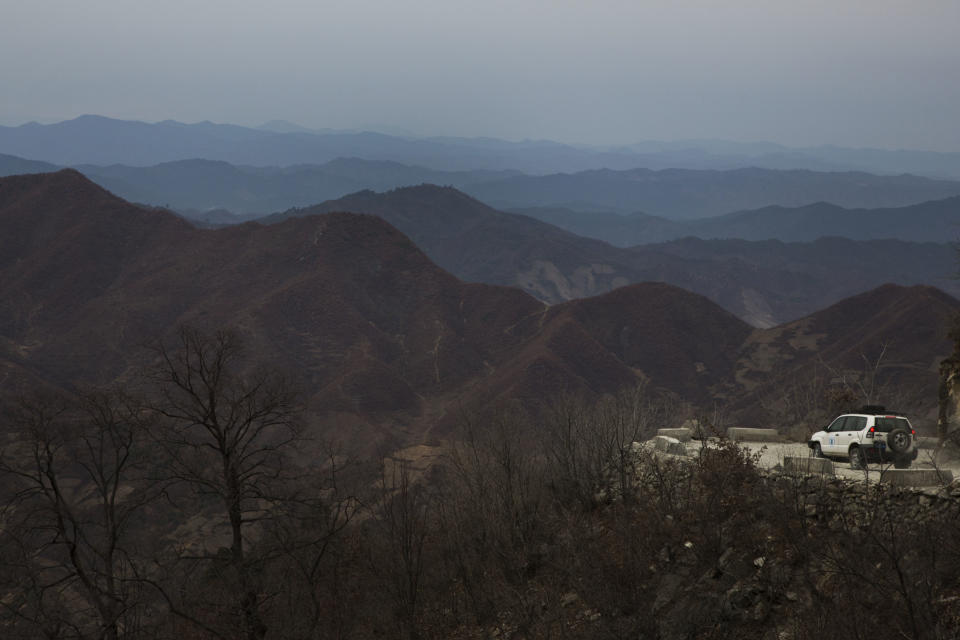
<box><xmin>859</xmin><ymin>405</ymin><xmax>903</xmax><ymax>415</ymax></box>
<box><xmin>860</xmin><ymin>405</ymin><xmax>886</xmax><ymax>414</ymax></box>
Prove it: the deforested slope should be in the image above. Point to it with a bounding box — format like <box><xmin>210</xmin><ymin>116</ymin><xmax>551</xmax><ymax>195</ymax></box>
<box><xmin>0</xmin><ymin>172</ymin><xmax>747</xmax><ymax>445</ymax></box>
<box><xmin>2</xmin><ymin>171</ymin><xmax>956</xmax><ymax>444</ymax></box>
<box><xmin>266</xmin><ymin>185</ymin><xmax>960</xmax><ymax>327</ymax></box>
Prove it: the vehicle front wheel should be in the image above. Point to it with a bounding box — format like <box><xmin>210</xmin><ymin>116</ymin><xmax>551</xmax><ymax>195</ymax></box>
<box><xmin>849</xmin><ymin>446</ymin><xmax>866</xmax><ymax>470</ymax></box>
<box><xmin>811</xmin><ymin>443</ymin><xmax>824</xmax><ymax>458</ymax></box>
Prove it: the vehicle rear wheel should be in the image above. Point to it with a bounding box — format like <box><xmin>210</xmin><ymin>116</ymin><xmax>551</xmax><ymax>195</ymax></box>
<box><xmin>849</xmin><ymin>446</ymin><xmax>866</xmax><ymax>470</ymax></box>
<box><xmin>888</xmin><ymin>428</ymin><xmax>911</xmax><ymax>454</ymax></box>
<box><xmin>811</xmin><ymin>443</ymin><xmax>824</xmax><ymax>458</ymax></box>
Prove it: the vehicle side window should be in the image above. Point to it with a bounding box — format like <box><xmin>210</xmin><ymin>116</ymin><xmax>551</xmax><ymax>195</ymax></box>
<box><xmin>874</xmin><ymin>417</ymin><xmax>910</xmax><ymax>432</ymax></box>
<box><xmin>827</xmin><ymin>417</ymin><xmax>848</xmax><ymax>432</ymax></box>
<box><xmin>848</xmin><ymin>416</ymin><xmax>867</xmax><ymax>431</ymax></box>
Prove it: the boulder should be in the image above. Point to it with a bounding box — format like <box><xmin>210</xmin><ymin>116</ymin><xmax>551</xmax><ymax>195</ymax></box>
<box><xmin>653</xmin><ymin>435</ymin><xmax>688</xmax><ymax>457</ymax></box>
<box><xmin>783</xmin><ymin>456</ymin><xmax>834</xmax><ymax>476</ymax></box>
<box><xmin>657</xmin><ymin>428</ymin><xmax>692</xmax><ymax>442</ymax></box>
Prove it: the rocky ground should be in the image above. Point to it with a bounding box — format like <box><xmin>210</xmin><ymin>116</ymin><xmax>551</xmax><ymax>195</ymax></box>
<box><xmin>720</xmin><ymin>438</ymin><xmax>960</xmax><ymax>483</ymax></box>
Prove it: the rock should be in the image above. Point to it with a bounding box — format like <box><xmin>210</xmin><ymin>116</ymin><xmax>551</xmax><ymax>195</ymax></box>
<box><xmin>879</xmin><ymin>469</ymin><xmax>954</xmax><ymax>487</ymax></box>
<box><xmin>783</xmin><ymin>456</ymin><xmax>835</xmax><ymax>476</ymax></box>
<box><xmin>718</xmin><ymin>548</ymin><xmax>735</xmax><ymax>569</ymax></box>
<box><xmin>652</xmin><ymin>573</ymin><xmax>685</xmax><ymax>613</ymax></box>
<box><xmin>752</xmin><ymin>599</ymin><xmax>769</xmax><ymax>621</ymax></box>
<box><xmin>657</xmin><ymin>428</ymin><xmax>692</xmax><ymax>442</ymax></box>
<box><xmin>653</xmin><ymin>435</ymin><xmax>688</xmax><ymax>456</ymax></box>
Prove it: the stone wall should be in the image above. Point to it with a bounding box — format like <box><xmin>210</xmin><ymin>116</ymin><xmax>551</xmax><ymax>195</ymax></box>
<box><xmin>627</xmin><ymin>452</ymin><xmax>960</xmax><ymax>640</ymax></box>
<box><xmin>768</xmin><ymin>471</ymin><xmax>960</xmax><ymax>525</ymax></box>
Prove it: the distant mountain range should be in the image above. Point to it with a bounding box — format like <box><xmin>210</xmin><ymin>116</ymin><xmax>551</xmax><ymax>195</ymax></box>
<box><xmin>77</xmin><ymin>157</ymin><xmax>516</xmax><ymax>217</ymax></box>
<box><xmin>264</xmin><ymin>185</ymin><xmax>960</xmax><ymax>327</ymax></box>
<box><xmin>0</xmin><ymin>115</ymin><xmax>682</xmax><ymax>173</ymax></box>
<box><xmin>3</xmin><ymin>115</ymin><xmax>960</xmax><ymax>178</ymax></box>
<box><xmin>515</xmin><ymin>197</ymin><xmax>960</xmax><ymax>245</ymax></box>
<box><xmin>2</xmin><ymin>170</ymin><xmax>956</xmax><ymax>445</ymax></box>
<box><xmin>466</xmin><ymin>167</ymin><xmax>960</xmax><ymax>218</ymax></box>
<box><xmin>1</xmin><ymin>160</ymin><xmax>954</xmax><ymax>325</ymax></box>
<box><xmin>3</xmin><ymin>151</ymin><xmax>960</xmax><ymax>224</ymax></box>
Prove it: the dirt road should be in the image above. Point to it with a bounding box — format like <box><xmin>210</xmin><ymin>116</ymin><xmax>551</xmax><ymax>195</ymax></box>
<box><xmin>682</xmin><ymin>439</ymin><xmax>958</xmax><ymax>483</ymax></box>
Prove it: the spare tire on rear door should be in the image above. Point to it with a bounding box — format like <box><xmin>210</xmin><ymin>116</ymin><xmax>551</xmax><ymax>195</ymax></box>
<box><xmin>887</xmin><ymin>428</ymin><xmax>911</xmax><ymax>454</ymax></box>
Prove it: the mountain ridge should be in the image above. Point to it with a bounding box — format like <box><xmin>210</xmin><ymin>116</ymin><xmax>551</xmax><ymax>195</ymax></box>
<box><xmin>3</xmin><ymin>115</ymin><xmax>960</xmax><ymax>178</ymax></box>
<box><xmin>519</xmin><ymin>197</ymin><xmax>960</xmax><ymax>246</ymax></box>
<box><xmin>3</xmin><ymin>152</ymin><xmax>958</xmax><ymax>228</ymax></box>
<box><xmin>1</xmin><ymin>170</ymin><xmax>957</xmax><ymax>445</ymax></box>
<box><xmin>466</xmin><ymin>166</ymin><xmax>960</xmax><ymax>218</ymax></box>
<box><xmin>265</xmin><ymin>184</ymin><xmax>960</xmax><ymax>327</ymax></box>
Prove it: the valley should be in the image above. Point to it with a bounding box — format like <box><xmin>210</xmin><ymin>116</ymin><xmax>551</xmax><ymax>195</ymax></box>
<box><xmin>1</xmin><ymin>170</ymin><xmax>956</xmax><ymax>446</ymax></box>
<box><xmin>266</xmin><ymin>184</ymin><xmax>960</xmax><ymax>327</ymax></box>
<box><xmin>1</xmin><ymin>119</ymin><xmax>959</xmax><ymax>640</ymax></box>
<box><xmin>5</xmin><ymin>0</ymin><xmax>960</xmax><ymax>635</ymax></box>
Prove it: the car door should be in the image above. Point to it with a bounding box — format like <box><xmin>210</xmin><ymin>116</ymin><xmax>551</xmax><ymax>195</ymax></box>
<box><xmin>838</xmin><ymin>416</ymin><xmax>867</xmax><ymax>455</ymax></box>
<box><xmin>823</xmin><ymin>416</ymin><xmax>848</xmax><ymax>455</ymax></box>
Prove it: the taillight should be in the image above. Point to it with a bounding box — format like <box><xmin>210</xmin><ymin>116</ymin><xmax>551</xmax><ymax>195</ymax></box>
<box><xmin>911</xmin><ymin>430</ymin><xmax>915</xmax><ymax>435</ymax></box>
<box><xmin>867</xmin><ymin>427</ymin><xmax>875</xmax><ymax>439</ymax></box>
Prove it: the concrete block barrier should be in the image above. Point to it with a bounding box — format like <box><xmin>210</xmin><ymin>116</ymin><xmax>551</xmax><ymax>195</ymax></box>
<box><xmin>657</xmin><ymin>428</ymin><xmax>692</xmax><ymax>442</ymax></box>
<box><xmin>653</xmin><ymin>435</ymin><xmax>688</xmax><ymax>457</ymax></box>
<box><xmin>681</xmin><ymin>419</ymin><xmax>711</xmax><ymax>440</ymax></box>
<box><xmin>879</xmin><ymin>469</ymin><xmax>954</xmax><ymax>487</ymax></box>
<box><xmin>783</xmin><ymin>456</ymin><xmax>834</xmax><ymax>476</ymax></box>
<box><xmin>726</xmin><ymin>427</ymin><xmax>780</xmax><ymax>443</ymax></box>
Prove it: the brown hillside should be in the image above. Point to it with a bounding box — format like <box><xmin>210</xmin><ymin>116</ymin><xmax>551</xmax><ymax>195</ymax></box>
<box><xmin>545</xmin><ymin>283</ymin><xmax>752</xmax><ymax>399</ymax></box>
<box><xmin>0</xmin><ymin>173</ymin><xmax>646</xmax><ymax>445</ymax></box>
<box><xmin>733</xmin><ymin>284</ymin><xmax>960</xmax><ymax>426</ymax></box>
<box><xmin>265</xmin><ymin>185</ymin><xmax>960</xmax><ymax>327</ymax></box>
<box><xmin>2</xmin><ymin>172</ymin><xmax>957</xmax><ymax>447</ymax></box>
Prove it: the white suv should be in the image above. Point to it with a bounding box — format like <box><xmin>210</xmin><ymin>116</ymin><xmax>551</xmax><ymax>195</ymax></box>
<box><xmin>808</xmin><ymin>407</ymin><xmax>918</xmax><ymax>469</ymax></box>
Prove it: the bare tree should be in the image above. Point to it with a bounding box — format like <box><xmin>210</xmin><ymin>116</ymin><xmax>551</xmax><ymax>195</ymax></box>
<box><xmin>147</xmin><ymin>326</ymin><xmax>300</xmax><ymax>640</ymax></box>
<box><xmin>594</xmin><ymin>384</ymin><xmax>666</xmax><ymax>501</ymax></box>
<box><xmin>818</xmin><ymin>342</ymin><xmax>895</xmax><ymax>408</ymax></box>
<box><xmin>937</xmin><ymin>316</ymin><xmax>960</xmax><ymax>444</ymax></box>
<box><xmin>0</xmin><ymin>389</ymin><xmax>160</xmax><ymax>640</ymax></box>
<box><xmin>540</xmin><ymin>391</ymin><xmax>600</xmax><ymax>508</ymax></box>
<box><xmin>438</xmin><ymin>404</ymin><xmax>562</xmax><ymax>636</ymax></box>
<box><xmin>368</xmin><ymin>455</ymin><xmax>432</xmax><ymax>640</ymax></box>
<box><xmin>262</xmin><ymin>440</ymin><xmax>363</xmax><ymax>640</ymax></box>
<box><xmin>757</xmin><ymin>362</ymin><xmax>830</xmax><ymax>430</ymax></box>
<box><xmin>541</xmin><ymin>383</ymin><xmax>664</xmax><ymax>507</ymax></box>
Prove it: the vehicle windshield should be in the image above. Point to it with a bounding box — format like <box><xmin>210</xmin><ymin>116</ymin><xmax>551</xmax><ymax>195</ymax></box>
<box><xmin>874</xmin><ymin>417</ymin><xmax>910</xmax><ymax>432</ymax></box>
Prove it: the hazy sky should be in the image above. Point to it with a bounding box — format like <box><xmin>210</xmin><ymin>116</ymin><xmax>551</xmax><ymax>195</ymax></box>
<box><xmin>3</xmin><ymin>0</ymin><xmax>959</xmax><ymax>150</ymax></box>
